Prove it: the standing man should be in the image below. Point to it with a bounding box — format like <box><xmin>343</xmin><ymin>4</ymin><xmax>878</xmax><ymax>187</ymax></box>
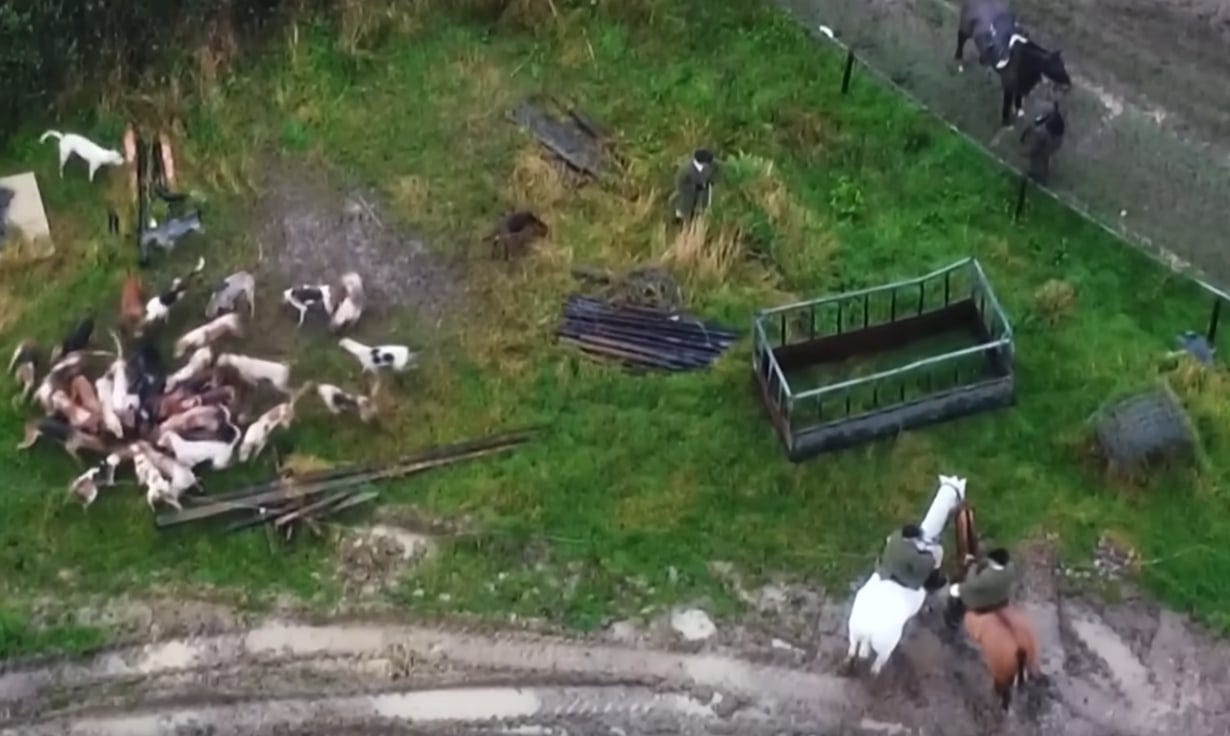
<box><xmin>673</xmin><ymin>148</ymin><xmax>717</xmax><ymax>223</ymax></box>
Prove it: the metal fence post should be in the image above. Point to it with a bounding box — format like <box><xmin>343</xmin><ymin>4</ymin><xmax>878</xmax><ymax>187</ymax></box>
<box><xmin>1208</xmin><ymin>298</ymin><xmax>1222</xmax><ymax>343</ymax></box>
<box><xmin>1013</xmin><ymin>174</ymin><xmax>1029</xmax><ymax>222</ymax></box>
<box><xmin>841</xmin><ymin>50</ymin><xmax>856</xmax><ymax>94</ymax></box>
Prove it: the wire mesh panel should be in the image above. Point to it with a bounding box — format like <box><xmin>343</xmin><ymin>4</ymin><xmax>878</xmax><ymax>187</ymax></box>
<box><xmin>1092</xmin><ymin>387</ymin><xmax>1197</xmax><ymax>474</ymax></box>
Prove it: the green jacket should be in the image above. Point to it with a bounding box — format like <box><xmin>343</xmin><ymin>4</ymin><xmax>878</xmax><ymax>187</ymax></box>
<box><xmin>674</xmin><ymin>161</ymin><xmax>716</xmax><ymax>220</ymax></box>
<box><xmin>876</xmin><ymin>531</ymin><xmax>936</xmax><ymax>590</ymax></box>
<box><xmin>957</xmin><ymin>558</ymin><xmax>1016</xmax><ymax>610</ymax></box>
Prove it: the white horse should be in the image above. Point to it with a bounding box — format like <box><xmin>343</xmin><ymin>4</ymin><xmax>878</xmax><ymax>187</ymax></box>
<box><xmin>844</xmin><ymin>474</ymin><xmax>968</xmax><ymax>675</ymax></box>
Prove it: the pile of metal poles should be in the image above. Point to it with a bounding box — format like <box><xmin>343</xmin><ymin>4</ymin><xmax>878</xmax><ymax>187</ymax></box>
<box><xmin>557</xmin><ymin>295</ymin><xmax>738</xmax><ymax>372</ymax></box>
<box><xmin>155</xmin><ymin>428</ymin><xmax>539</xmax><ymax>539</ymax></box>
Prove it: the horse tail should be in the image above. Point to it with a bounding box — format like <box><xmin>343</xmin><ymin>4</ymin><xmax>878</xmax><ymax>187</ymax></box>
<box><xmin>1015</xmin><ymin>647</ymin><xmax>1027</xmax><ymax>687</ymax></box>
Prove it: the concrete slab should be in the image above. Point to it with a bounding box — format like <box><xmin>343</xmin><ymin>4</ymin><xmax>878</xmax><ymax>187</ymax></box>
<box><xmin>0</xmin><ymin>171</ymin><xmax>52</xmax><ymax>249</ymax></box>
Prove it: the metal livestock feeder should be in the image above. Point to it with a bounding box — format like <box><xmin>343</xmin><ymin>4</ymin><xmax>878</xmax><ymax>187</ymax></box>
<box><xmin>753</xmin><ymin>258</ymin><xmax>1015</xmax><ymax>461</ymax></box>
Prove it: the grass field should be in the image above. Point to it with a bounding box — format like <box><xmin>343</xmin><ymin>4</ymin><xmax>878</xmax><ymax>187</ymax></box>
<box><xmin>2</xmin><ymin>0</ymin><xmax>1229</xmax><ymax>654</ymax></box>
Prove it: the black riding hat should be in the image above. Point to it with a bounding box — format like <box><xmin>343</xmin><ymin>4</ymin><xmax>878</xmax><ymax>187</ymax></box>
<box><xmin>901</xmin><ymin>523</ymin><xmax>923</xmax><ymax>539</ymax></box>
<box><xmin>987</xmin><ymin>548</ymin><xmax>1011</xmax><ymax>565</ymax></box>
<box><xmin>693</xmin><ymin>148</ymin><xmax>715</xmax><ymax>165</ymax></box>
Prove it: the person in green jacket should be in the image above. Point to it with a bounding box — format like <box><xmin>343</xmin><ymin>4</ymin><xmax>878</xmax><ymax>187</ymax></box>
<box><xmin>945</xmin><ymin>547</ymin><xmax>1016</xmax><ymax>627</ymax></box>
<box><xmin>673</xmin><ymin>149</ymin><xmax>717</xmax><ymax>223</ymax></box>
<box><xmin>876</xmin><ymin>523</ymin><xmax>945</xmax><ymax>591</ymax></box>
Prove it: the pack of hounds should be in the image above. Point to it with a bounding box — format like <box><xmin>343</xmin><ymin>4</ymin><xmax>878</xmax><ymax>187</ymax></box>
<box><xmin>8</xmin><ymin>260</ymin><xmax>417</xmax><ymax>513</ymax></box>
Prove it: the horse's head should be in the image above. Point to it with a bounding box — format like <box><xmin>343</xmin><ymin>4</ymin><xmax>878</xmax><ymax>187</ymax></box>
<box><xmin>937</xmin><ymin>474</ymin><xmax>968</xmax><ymax>512</ymax></box>
<box><xmin>952</xmin><ymin>501</ymin><xmax>979</xmax><ymax>581</ymax></box>
<box><xmin>1042</xmin><ymin>49</ymin><xmax>1072</xmax><ymax>91</ymax></box>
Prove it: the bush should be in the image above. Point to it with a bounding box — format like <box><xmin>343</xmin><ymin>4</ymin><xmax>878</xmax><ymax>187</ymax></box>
<box><xmin>0</xmin><ymin>0</ymin><xmax>304</xmax><ymax>136</ymax></box>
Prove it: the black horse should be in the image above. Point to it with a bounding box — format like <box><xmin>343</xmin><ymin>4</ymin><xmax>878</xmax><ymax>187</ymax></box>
<box><xmin>955</xmin><ymin>0</ymin><xmax>1017</xmax><ymax>69</ymax></box>
<box><xmin>957</xmin><ymin>0</ymin><xmax>1071</xmax><ymax>126</ymax></box>
<box><xmin>997</xmin><ymin>38</ymin><xmax>1070</xmax><ymax>127</ymax></box>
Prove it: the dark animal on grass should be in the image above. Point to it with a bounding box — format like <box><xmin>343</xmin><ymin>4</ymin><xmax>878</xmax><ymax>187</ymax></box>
<box><xmin>282</xmin><ymin>284</ymin><xmax>334</xmax><ymax>327</ymax></box>
<box><xmin>488</xmin><ymin>211</ymin><xmax>549</xmax><ymax>260</ymax></box>
<box><xmin>1020</xmin><ymin>102</ymin><xmax>1065</xmax><ymax>182</ymax></box>
<box><xmin>955</xmin><ymin>0</ymin><xmax>1017</xmax><ymax>71</ymax></box>
<box><xmin>140</xmin><ymin>210</ymin><xmax>202</xmax><ymax>252</ymax></box>
<box><xmin>18</xmin><ymin>417</ymin><xmax>108</xmax><ymax>463</ymax></box>
<box><xmin>50</xmin><ymin>315</ymin><xmax>96</xmax><ymax>363</ymax></box>
<box><xmin>131</xmin><ymin>336</ymin><xmax>168</xmax><ymax>428</ymax></box>
<box><xmin>144</xmin><ymin>256</ymin><xmax>205</xmax><ymax>325</ymax></box>
<box><xmin>993</xmin><ymin>37</ymin><xmax>1071</xmax><ymax>126</ymax></box>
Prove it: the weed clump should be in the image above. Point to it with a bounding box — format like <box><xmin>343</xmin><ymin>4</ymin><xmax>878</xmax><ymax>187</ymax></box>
<box><xmin>1033</xmin><ymin>278</ymin><xmax>1077</xmax><ymax>325</ymax></box>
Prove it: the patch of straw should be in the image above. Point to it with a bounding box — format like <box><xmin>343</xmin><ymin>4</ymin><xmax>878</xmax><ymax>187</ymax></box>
<box><xmin>279</xmin><ymin>453</ymin><xmax>335</xmax><ymax>477</ymax></box>
<box><xmin>1033</xmin><ymin>279</ymin><xmax>1078</xmax><ymax>326</ymax></box>
<box><xmin>508</xmin><ymin>148</ymin><xmax>569</xmax><ymax>210</ymax></box>
<box><xmin>661</xmin><ymin>215</ymin><xmax>743</xmax><ymax>283</ymax></box>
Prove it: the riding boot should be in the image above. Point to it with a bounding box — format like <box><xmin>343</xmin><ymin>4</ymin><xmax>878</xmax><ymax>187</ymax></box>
<box><xmin>944</xmin><ymin>596</ymin><xmax>966</xmax><ymax>629</ymax></box>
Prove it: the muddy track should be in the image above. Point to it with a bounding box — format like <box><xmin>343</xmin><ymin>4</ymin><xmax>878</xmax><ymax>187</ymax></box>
<box><xmin>2</xmin><ymin>545</ymin><xmax>1227</xmax><ymax>734</ymax></box>
<box><xmin>0</xmin><ymin>622</ymin><xmax>864</xmax><ymax>733</ymax></box>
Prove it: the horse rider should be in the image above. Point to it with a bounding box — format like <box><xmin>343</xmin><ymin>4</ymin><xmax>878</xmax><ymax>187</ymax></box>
<box><xmin>945</xmin><ymin>547</ymin><xmax>1016</xmax><ymax>627</ymax></box>
<box><xmin>877</xmin><ymin>523</ymin><xmax>947</xmax><ymax>591</ymax></box>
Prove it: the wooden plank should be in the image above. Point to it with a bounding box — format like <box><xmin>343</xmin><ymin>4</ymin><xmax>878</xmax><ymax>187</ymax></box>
<box><xmin>507</xmin><ymin>101</ymin><xmax>602</xmax><ymax>177</ymax></box>
<box><xmin>274</xmin><ymin>490</ymin><xmax>355</xmax><ymax>529</ymax></box>
<box><xmin>308</xmin><ymin>490</ymin><xmax>379</xmax><ymax>520</ymax></box>
<box><xmin>156</xmin><ymin>429</ymin><xmax>540</xmax><ymax>528</ymax></box>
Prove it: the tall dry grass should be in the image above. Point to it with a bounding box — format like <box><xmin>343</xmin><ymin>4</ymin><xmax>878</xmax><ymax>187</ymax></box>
<box><xmin>661</xmin><ymin>216</ymin><xmax>743</xmax><ymax>283</ymax></box>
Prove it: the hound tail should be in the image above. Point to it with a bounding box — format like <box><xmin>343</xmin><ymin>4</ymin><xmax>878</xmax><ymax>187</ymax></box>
<box><xmin>109</xmin><ymin>329</ymin><xmax>125</xmax><ymax>360</ymax></box>
<box><xmin>338</xmin><ymin>337</ymin><xmax>368</xmax><ymax>359</ymax></box>
<box><xmin>39</xmin><ymin>130</ymin><xmax>63</xmax><ymax>144</ymax></box>
<box><xmin>7</xmin><ymin>340</ymin><xmax>33</xmax><ymax>374</ymax></box>
<box><xmin>289</xmin><ymin>382</ymin><xmax>314</xmax><ymax>409</ymax></box>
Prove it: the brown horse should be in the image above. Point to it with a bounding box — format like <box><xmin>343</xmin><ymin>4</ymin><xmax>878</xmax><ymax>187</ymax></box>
<box><xmin>952</xmin><ymin>505</ymin><xmax>1041</xmax><ymax>711</ymax></box>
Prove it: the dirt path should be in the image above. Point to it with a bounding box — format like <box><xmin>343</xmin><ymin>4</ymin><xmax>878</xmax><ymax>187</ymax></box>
<box><xmin>775</xmin><ymin>0</ymin><xmax>1230</xmax><ymax>286</ymax></box>
<box><xmin>3</xmin><ymin>550</ymin><xmax>1227</xmax><ymax>736</ymax></box>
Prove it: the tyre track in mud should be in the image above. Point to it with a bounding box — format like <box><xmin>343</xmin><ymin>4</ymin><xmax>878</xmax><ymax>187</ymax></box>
<box><xmin>12</xmin><ymin>685</ymin><xmax>770</xmax><ymax>736</ymax></box>
<box><xmin>0</xmin><ymin>622</ymin><xmax>873</xmax><ymax>735</ymax></box>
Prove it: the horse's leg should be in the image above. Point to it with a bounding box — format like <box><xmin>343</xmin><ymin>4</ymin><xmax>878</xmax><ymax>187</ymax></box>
<box><xmin>955</xmin><ymin>29</ymin><xmax>970</xmax><ymax>66</ymax></box>
<box><xmin>869</xmin><ymin>625</ymin><xmax>904</xmax><ymax>676</ymax></box>
<box><xmin>846</xmin><ymin>627</ymin><xmax>860</xmax><ymax>667</ymax></box>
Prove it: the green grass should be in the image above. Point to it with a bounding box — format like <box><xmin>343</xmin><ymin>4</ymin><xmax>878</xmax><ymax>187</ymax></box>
<box><xmin>2</xmin><ymin>0</ymin><xmax>1229</xmax><ymax>643</ymax></box>
<box><xmin>0</xmin><ymin>606</ymin><xmax>107</xmax><ymax>660</ymax></box>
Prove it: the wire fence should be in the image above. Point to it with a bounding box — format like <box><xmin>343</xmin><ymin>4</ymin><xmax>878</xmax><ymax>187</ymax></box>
<box><xmin>775</xmin><ymin>0</ymin><xmax>1230</xmax><ymax>341</ymax></box>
